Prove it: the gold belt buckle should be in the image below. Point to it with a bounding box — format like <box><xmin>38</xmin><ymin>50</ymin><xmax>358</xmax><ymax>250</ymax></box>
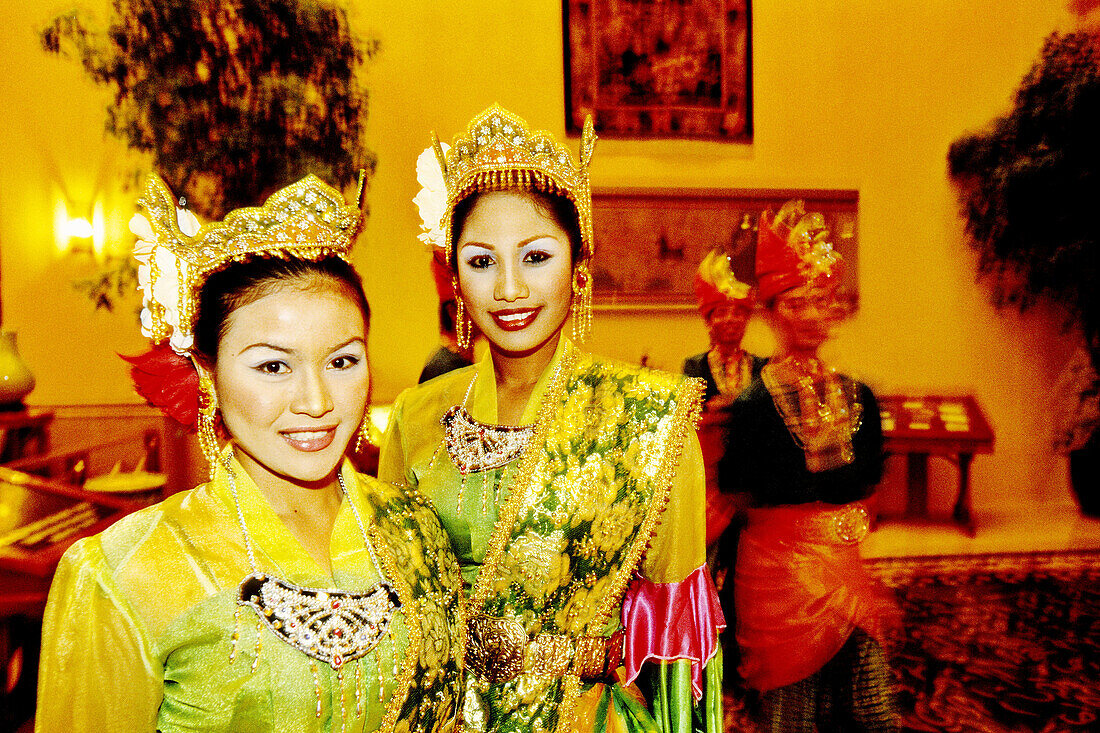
<box><xmin>832</xmin><ymin>504</ymin><xmax>870</xmax><ymax>544</ymax></box>
<box><xmin>575</xmin><ymin>629</ymin><xmax>625</xmax><ymax>680</ymax></box>
<box><xmin>528</xmin><ymin>634</ymin><xmax>571</xmax><ymax>678</ymax></box>
<box><xmin>466</xmin><ymin>614</ymin><xmax>623</xmax><ymax>684</ymax></box>
<box><xmin>466</xmin><ymin>613</ymin><xmax>527</xmax><ymax>684</ymax></box>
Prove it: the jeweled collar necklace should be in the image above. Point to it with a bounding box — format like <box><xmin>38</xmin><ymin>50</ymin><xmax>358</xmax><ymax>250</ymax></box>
<box><xmin>223</xmin><ymin>453</ymin><xmax>400</xmax><ymax>671</ymax></box>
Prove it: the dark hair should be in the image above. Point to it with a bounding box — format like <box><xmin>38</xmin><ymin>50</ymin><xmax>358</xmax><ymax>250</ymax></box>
<box><xmin>194</xmin><ymin>256</ymin><xmax>369</xmax><ymax>363</ymax></box>
<box><xmin>450</xmin><ymin>188</ymin><xmax>584</xmax><ymax>270</ymax></box>
<box><xmin>439</xmin><ymin>299</ymin><xmax>457</xmax><ymax>334</ymax></box>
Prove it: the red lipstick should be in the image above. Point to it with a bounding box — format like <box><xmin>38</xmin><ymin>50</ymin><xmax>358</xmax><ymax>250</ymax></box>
<box><xmin>490</xmin><ymin>306</ymin><xmax>542</xmax><ymax>332</ymax></box>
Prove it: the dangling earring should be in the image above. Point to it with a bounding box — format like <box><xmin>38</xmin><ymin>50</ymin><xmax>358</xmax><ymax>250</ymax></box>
<box><xmin>354</xmin><ymin>415</ymin><xmax>373</xmax><ymax>453</ymax></box>
<box><xmin>196</xmin><ymin>367</ymin><xmax>220</xmax><ymax>481</ymax></box>
<box><xmin>571</xmin><ymin>261</ymin><xmax>593</xmax><ymax>343</ymax></box>
<box><xmin>453</xmin><ymin>275</ymin><xmax>471</xmax><ymax>350</ymax></box>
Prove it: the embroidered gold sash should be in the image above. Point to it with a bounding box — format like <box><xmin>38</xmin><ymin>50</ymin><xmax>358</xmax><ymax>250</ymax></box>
<box><xmin>466</xmin><ymin>347</ymin><xmax>703</xmax><ymax>732</ymax></box>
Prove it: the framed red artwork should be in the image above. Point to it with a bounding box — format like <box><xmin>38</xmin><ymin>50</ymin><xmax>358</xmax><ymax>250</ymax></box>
<box><xmin>564</xmin><ymin>0</ymin><xmax>752</xmax><ymax>140</ymax></box>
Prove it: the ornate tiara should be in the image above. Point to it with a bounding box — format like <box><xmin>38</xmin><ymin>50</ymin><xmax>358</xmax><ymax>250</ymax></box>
<box><xmin>131</xmin><ymin>172</ymin><xmax>365</xmax><ymax>354</ymax></box>
<box><xmin>415</xmin><ymin>104</ymin><xmax>597</xmax><ymax>264</ymax></box>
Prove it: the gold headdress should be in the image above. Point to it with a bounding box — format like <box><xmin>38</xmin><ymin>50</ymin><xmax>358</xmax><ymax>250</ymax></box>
<box><xmin>131</xmin><ymin>172</ymin><xmax>366</xmax><ymax>354</ymax></box>
<box><xmin>128</xmin><ymin>171</ymin><xmax>366</xmax><ymax>477</ymax></box>
<box><xmin>417</xmin><ymin>104</ymin><xmax>598</xmax><ymax>264</ymax></box>
<box><xmin>694</xmin><ymin>250</ymin><xmax>755</xmax><ymax>317</ymax></box>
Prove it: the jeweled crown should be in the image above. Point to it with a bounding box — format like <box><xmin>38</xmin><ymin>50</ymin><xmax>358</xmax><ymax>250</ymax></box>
<box><xmin>430</xmin><ymin>104</ymin><xmax>597</xmax><ymax>263</ymax></box>
<box><xmin>133</xmin><ymin>172</ymin><xmax>365</xmax><ymax>353</ymax></box>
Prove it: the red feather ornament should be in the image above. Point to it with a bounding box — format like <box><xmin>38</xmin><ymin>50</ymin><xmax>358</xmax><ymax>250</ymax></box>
<box><xmin>120</xmin><ymin>344</ymin><xmax>200</xmax><ymax>430</ymax></box>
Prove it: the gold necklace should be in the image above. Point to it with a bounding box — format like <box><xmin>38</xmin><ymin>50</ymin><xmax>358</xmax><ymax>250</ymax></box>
<box><xmin>441</xmin><ymin>404</ymin><xmax>536</xmax><ymax>475</ymax></box>
<box><xmin>762</xmin><ymin>356</ymin><xmax>862</xmax><ymax>472</ymax></box>
<box><xmin>435</xmin><ymin>360</ymin><xmax>568</xmax><ymax>513</ymax></box>
<box><xmin>708</xmin><ymin>349</ymin><xmax>752</xmax><ymax>397</ymax></box>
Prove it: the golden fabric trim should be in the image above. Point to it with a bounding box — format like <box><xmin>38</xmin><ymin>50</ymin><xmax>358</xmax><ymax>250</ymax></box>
<box><xmin>708</xmin><ymin>350</ymin><xmax>752</xmax><ymax>398</ymax></box>
<box><xmin>461</xmin><ymin>351</ymin><xmax>703</xmax><ymax>733</ymax></box>
<box><xmin>589</xmin><ymin>376</ymin><xmax>705</xmax><ymax>632</ymax></box>
<box><xmin>468</xmin><ymin>345</ymin><xmax>579</xmax><ymax>610</ymax></box>
<box><xmin>555</xmin><ymin>673</ymin><xmax>582</xmax><ymax>733</ymax></box>
<box><xmin>795</xmin><ymin>503</ymin><xmax>871</xmax><ymax>545</ymax></box>
<box><xmin>372</xmin><ymin>524</ymin><xmax>423</xmax><ymax>733</ymax></box>
<box><xmin>762</xmin><ymin>360</ymin><xmax>863</xmax><ymax>473</ymax></box>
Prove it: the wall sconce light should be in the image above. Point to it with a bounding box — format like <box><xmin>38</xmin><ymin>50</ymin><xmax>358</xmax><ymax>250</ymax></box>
<box><xmin>54</xmin><ymin>199</ymin><xmax>106</xmax><ymax>258</ymax></box>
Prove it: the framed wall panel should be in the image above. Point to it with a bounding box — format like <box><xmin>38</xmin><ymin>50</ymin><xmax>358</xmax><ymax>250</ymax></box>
<box><xmin>590</xmin><ymin>188</ymin><xmax>860</xmax><ymax>311</ymax></box>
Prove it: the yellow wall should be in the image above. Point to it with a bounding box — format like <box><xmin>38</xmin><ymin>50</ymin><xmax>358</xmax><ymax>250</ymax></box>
<box><xmin>0</xmin><ymin>1</ymin><xmax>1085</xmax><ymax>511</ymax></box>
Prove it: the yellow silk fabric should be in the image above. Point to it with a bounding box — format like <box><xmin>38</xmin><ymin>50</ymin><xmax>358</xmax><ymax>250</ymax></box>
<box><xmin>36</xmin><ymin>451</ymin><xmax>461</xmax><ymax>733</ymax></box>
<box><xmin>378</xmin><ymin>336</ymin><xmax>705</xmax><ymax>592</ymax></box>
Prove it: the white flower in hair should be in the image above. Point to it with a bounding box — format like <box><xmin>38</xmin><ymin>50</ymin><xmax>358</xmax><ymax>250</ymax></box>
<box><xmin>130</xmin><ymin>206</ymin><xmax>202</xmax><ymax>354</ymax></box>
<box><xmin>413</xmin><ymin>143</ymin><xmax>449</xmax><ymax>250</ymax></box>
<box><xmin>176</xmin><ymin>207</ymin><xmax>201</xmax><ymax>237</ymax></box>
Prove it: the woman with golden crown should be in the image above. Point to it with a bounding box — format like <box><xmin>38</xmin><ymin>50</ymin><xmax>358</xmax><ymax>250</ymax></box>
<box><xmin>379</xmin><ymin>105</ymin><xmax>724</xmax><ymax>733</ymax></box>
<box><xmin>718</xmin><ymin>202</ymin><xmax>901</xmax><ymax>732</ymax></box>
<box><xmin>36</xmin><ymin>174</ymin><xmax>464</xmax><ymax>732</ymax></box>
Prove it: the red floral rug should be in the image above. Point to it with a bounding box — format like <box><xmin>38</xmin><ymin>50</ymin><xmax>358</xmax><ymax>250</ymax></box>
<box><xmin>723</xmin><ymin>550</ymin><xmax>1100</xmax><ymax>732</ymax></box>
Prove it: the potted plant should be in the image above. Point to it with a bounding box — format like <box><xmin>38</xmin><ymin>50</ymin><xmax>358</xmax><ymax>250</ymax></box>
<box><xmin>948</xmin><ymin>30</ymin><xmax>1100</xmax><ymax>515</ymax></box>
<box><xmin>41</xmin><ymin>0</ymin><xmax>375</xmax><ymax>220</ymax></box>
<box><xmin>40</xmin><ymin>0</ymin><xmax>377</xmax><ymax>310</ymax></box>
<box><xmin>1052</xmin><ymin>346</ymin><xmax>1100</xmax><ymax>515</ymax></box>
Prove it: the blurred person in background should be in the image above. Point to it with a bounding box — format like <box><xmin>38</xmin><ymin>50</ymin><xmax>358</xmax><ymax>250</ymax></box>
<box><xmin>718</xmin><ymin>201</ymin><xmax>901</xmax><ymax>732</ymax></box>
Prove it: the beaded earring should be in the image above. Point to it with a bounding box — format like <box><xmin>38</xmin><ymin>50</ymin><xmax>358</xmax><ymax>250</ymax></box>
<box><xmin>571</xmin><ymin>261</ymin><xmax>593</xmax><ymax>343</ymax></box>
<box><xmin>453</xmin><ymin>275</ymin><xmax>472</xmax><ymax>350</ymax></box>
<box><xmin>196</xmin><ymin>368</ymin><xmax>220</xmax><ymax>480</ymax></box>
<box><xmin>354</xmin><ymin>416</ymin><xmax>372</xmax><ymax>454</ymax></box>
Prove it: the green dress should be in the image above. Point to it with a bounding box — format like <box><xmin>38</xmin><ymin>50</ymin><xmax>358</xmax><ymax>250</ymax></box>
<box><xmin>36</xmin><ymin>450</ymin><xmax>464</xmax><ymax>733</ymax></box>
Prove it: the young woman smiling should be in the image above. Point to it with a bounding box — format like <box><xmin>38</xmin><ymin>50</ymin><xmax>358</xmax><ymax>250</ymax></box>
<box><xmin>36</xmin><ymin>174</ymin><xmax>464</xmax><ymax>732</ymax></box>
<box><xmin>380</xmin><ymin>106</ymin><xmax>724</xmax><ymax>733</ymax></box>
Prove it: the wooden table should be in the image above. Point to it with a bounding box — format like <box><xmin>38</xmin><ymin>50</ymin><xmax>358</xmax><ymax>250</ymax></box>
<box><xmin>0</xmin><ymin>467</ymin><xmax>154</xmax><ymax>579</ymax></box>
<box><xmin>879</xmin><ymin>395</ymin><xmax>994</xmax><ymax>536</ymax></box>
<box><xmin>0</xmin><ymin>431</ymin><xmax>164</xmax><ymax>730</ymax></box>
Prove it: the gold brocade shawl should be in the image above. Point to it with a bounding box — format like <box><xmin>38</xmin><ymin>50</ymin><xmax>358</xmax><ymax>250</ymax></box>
<box><xmin>36</xmin><ymin>455</ymin><xmax>464</xmax><ymax>733</ymax></box>
<box><xmin>380</xmin><ymin>340</ymin><xmax>705</xmax><ymax>733</ymax></box>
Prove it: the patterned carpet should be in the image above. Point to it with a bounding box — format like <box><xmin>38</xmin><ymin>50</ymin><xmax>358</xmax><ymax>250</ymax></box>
<box><xmin>723</xmin><ymin>550</ymin><xmax>1100</xmax><ymax>732</ymax></box>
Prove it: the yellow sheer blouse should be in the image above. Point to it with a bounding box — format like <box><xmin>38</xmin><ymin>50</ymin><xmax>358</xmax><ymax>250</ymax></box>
<box><xmin>36</xmin><ymin>452</ymin><xmax>464</xmax><ymax>733</ymax></box>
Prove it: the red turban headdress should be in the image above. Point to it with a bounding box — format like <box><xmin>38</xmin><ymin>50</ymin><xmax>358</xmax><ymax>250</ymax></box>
<box><xmin>694</xmin><ymin>250</ymin><xmax>755</xmax><ymax>318</ymax></box>
<box><xmin>755</xmin><ymin>200</ymin><xmax>843</xmax><ymax>302</ymax></box>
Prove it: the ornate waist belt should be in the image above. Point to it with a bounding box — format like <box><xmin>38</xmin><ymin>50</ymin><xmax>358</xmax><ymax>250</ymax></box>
<box><xmin>748</xmin><ymin>502</ymin><xmax>871</xmax><ymax>545</ymax></box>
<box><xmin>466</xmin><ymin>613</ymin><xmax>625</xmax><ymax>684</ymax></box>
